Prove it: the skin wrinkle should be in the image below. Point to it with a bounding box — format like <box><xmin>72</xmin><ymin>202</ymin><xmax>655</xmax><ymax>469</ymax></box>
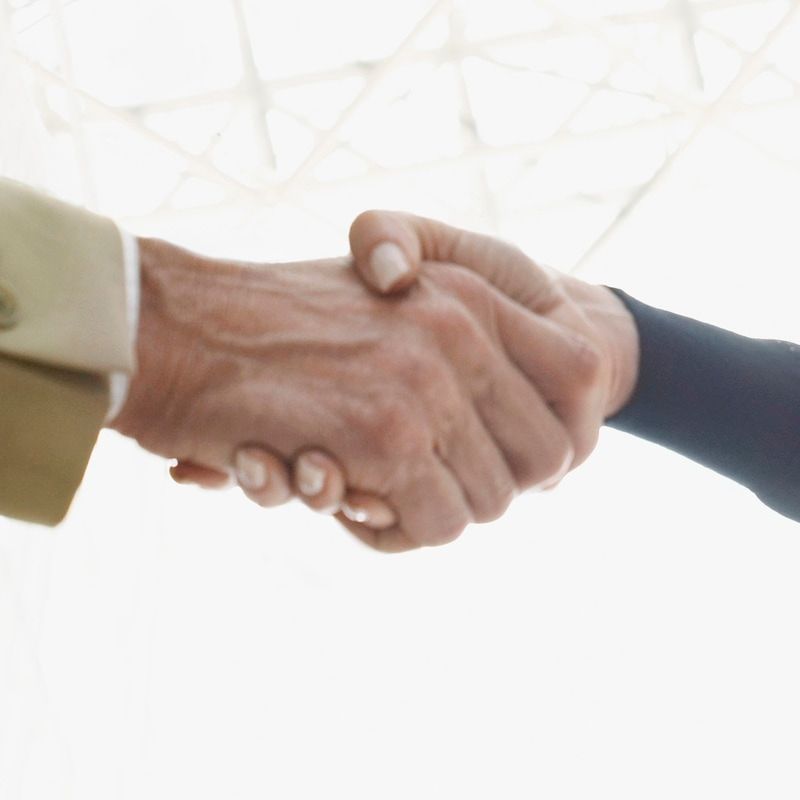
<box><xmin>148</xmin><ymin>246</ymin><xmax>356</xmax><ymax>323</ymax></box>
<box><xmin>151</xmin><ymin>288</ymin><xmax>390</xmax><ymax>370</ymax></box>
<box><xmin>160</xmin><ymin>269</ymin><xmax>424</xmax><ymax>361</ymax></box>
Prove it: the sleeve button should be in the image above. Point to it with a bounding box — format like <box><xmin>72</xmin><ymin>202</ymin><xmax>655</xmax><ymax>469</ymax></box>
<box><xmin>0</xmin><ymin>280</ymin><xmax>19</xmax><ymax>330</ymax></box>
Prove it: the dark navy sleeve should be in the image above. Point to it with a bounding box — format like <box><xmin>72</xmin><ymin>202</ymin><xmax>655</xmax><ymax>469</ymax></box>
<box><xmin>604</xmin><ymin>289</ymin><xmax>800</xmax><ymax>523</ymax></box>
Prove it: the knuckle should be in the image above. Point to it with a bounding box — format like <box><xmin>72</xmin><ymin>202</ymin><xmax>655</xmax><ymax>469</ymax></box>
<box><xmin>570</xmin><ymin>423</ymin><xmax>601</xmax><ymax>469</ymax></box>
<box><xmin>517</xmin><ymin>434</ymin><xmax>574</xmax><ymax>491</ymax></box>
<box><xmin>415</xmin><ymin>264</ymin><xmax>489</xmax><ymax>319</ymax></box>
<box><xmin>425</xmin><ymin>268</ymin><xmax>496</xmax><ymax>328</ymax></box>
<box><xmin>395</xmin><ymin>346</ymin><xmax>439</xmax><ymax>392</ymax></box>
<box><xmin>373</xmin><ymin>530</ymin><xmax>420</xmax><ymax>554</ymax></box>
<box><xmin>350</xmin><ymin>209</ymin><xmax>383</xmax><ymax>238</ymax></box>
<box><xmin>540</xmin><ymin>437</ymin><xmax>575</xmax><ymax>488</ymax></box>
<box><xmin>416</xmin><ymin>514</ymin><xmax>469</xmax><ymax>547</ymax></box>
<box><xmin>428</xmin><ymin>263</ymin><xmax>487</xmax><ymax>305</ymax></box>
<box><xmin>413</xmin><ymin>288</ymin><xmax>457</xmax><ymax>326</ymax></box>
<box><xmin>568</xmin><ymin>334</ymin><xmax>602</xmax><ymax>386</ymax></box>
<box><xmin>383</xmin><ymin>345</ymin><xmax>459</xmax><ymax>423</ymax></box>
<box><xmin>476</xmin><ymin>484</ymin><xmax>515</xmax><ymax>524</ymax></box>
<box><xmin>419</xmin><ymin>294</ymin><xmax>484</xmax><ymax>349</ymax></box>
<box><xmin>363</xmin><ymin>393</ymin><xmax>428</xmax><ymax>460</ymax></box>
<box><xmin>248</xmin><ymin>481</ymin><xmax>293</xmax><ymax>508</ymax></box>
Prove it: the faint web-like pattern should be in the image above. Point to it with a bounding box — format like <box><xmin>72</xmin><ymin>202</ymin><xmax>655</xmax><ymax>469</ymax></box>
<box><xmin>4</xmin><ymin>0</ymin><xmax>800</xmax><ymax>268</ymax></box>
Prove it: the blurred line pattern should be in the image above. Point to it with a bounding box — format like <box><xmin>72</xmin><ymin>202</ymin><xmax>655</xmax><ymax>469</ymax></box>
<box><xmin>4</xmin><ymin>0</ymin><xmax>800</xmax><ymax>267</ymax></box>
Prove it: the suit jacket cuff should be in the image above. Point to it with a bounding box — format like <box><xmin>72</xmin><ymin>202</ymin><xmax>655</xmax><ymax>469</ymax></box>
<box><xmin>0</xmin><ymin>177</ymin><xmax>135</xmax><ymax>374</ymax></box>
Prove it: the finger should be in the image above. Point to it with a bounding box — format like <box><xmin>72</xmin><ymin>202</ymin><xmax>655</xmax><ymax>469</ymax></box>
<box><xmin>293</xmin><ymin>449</ymin><xmax>347</xmax><ymax>515</ymax></box>
<box><xmin>336</xmin><ymin>457</ymin><xmax>470</xmax><ymax>551</ymax></box>
<box><xmin>422</xmin><ymin>264</ymin><xmax>576</xmax><ymax>490</ymax></box>
<box><xmin>349</xmin><ymin>210</ymin><xmax>421</xmax><ymax>294</ymax></box>
<box><xmin>475</xmin><ymin>360</ymin><xmax>574</xmax><ymax>492</ymax></box>
<box><xmin>333</xmin><ymin>513</ymin><xmax>419</xmax><ymax>554</ymax></box>
<box><xmin>350</xmin><ymin>210</ymin><xmax>559</xmax><ymax>312</ymax></box>
<box><xmin>388</xmin><ymin>456</ymin><xmax>472</xmax><ymax>548</ymax></box>
<box><xmin>491</xmin><ymin>289</ymin><xmax>600</xmax><ymax>400</ymax></box>
<box><xmin>421</xmin><ymin>262</ymin><xmax>599</xmax><ymax>466</ymax></box>
<box><xmin>234</xmin><ymin>446</ymin><xmax>293</xmax><ymax>508</ymax></box>
<box><xmin>170</xmin><ymin>460</ymin><xmax>233</xmax><ymax>489</ymax></box>
<box><xmin>291</xmin><ymin>451</ymin><xmax>397</xmax><ymax>528</ymax></box>
<box><xmin>427</xmin><ymin>261</ymin><xmax>599</xmax><ymax>477</ymax></box>
<box><xmin>340</xmin><ymin>490</ymin><xmax>397</xmax><ymax>530</ymax></box>
<box><xmin>491</xmin><ymin>290</ymin><xmax>603</xmax><ymax>466</ymax></box>
<box><xmin>435</xmin><ymin>406</ymin><xmax>516</xmax><ymax>524</ymax></box>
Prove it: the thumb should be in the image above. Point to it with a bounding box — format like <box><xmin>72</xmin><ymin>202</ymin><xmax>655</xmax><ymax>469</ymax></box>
<box><xmin>348</xmin><ymin>210</ymin><xmax>422</xmax><ymax>294</ymax></box>
<box><xmin>349</xmin><ymin>210</ymin><xmax>558</xmax><ymax>313</ymax></box>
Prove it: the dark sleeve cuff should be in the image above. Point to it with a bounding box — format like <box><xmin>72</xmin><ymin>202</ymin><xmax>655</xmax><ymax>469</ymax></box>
<box><xmin>605</xmin><ymin>289</ymin><xmax>800</xmax><ymax>523</ymax></box>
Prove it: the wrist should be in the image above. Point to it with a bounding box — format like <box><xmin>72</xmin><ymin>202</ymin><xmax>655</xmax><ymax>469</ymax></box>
<box><xmin>597</xmin><ymin>285</ymin><xmax>640</xmax><ymax>418</ymax></box>
<box><xmin>557</xmin><ymin>276</ymin><xmax>639</xmax><ymax>419</ymax></box>
<box><xmin>107</xmin><ymin>237</ymin><xmax>202</xmax><ymax>452</ymax></box>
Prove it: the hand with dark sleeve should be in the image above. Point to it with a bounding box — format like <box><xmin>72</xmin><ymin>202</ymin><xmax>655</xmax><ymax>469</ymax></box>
<box><xmin>352</xmin><ymin>213</ymin><xmax>800</xmax><ymax>525</ymax></box>
<box><xmin>605</xmin><ymin>290</ymin><xmax>800</xmax><ymax>523</ymax></box>
<box><xmin>347</xmin><ymin>212</ymin><xmax>800</xmax><ymax>525</ymax></box>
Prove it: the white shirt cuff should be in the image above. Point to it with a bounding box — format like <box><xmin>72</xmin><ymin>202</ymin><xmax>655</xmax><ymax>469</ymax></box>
<box><xmin>106</xmin><ymin>230</ymin><xmax>140</xmax><ymax>422</ymax></box>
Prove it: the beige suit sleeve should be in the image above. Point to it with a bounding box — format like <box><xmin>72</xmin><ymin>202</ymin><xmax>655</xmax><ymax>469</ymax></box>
<box><xmin>0</xmin><ymin>178</ymin><xmax>134</xmax><ymax>525</ymax></box>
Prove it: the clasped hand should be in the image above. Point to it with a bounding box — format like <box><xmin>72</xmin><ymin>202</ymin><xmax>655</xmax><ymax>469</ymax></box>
<box><xmin>110</xmin><ymin>212</ymin><xmax>637</xmax><ymax>552</ymax></box>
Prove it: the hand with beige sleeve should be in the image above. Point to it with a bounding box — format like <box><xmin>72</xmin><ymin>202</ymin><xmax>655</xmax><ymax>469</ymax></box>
<box><xmin>171</xmin><ymin>211</ymin><xmax>640</xmax><ymax>552</ymax></box>
<box><xmin>110</xmin><ymin>221</ymin><xmax>603</xmax><ymax>552</ymax></box>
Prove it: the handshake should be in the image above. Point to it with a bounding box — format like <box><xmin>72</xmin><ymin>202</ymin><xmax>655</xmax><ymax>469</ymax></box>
<box><xmin>110</xmin><ymin>211</ymin><xmax>639</xmax><ymax>552</ymax></box>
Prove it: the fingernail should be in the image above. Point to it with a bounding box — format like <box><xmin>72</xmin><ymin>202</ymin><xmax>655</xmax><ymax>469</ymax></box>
<box><xmin>342</xmin><ymin>502</ymin><xmax>371</xmax><ymax>524</ymax></box>
<box><xmin>369</xmin><ymin>242</ymin><xmax>410</xmax><ymax>292</ymax></box>
<box><xmin>296</xmin><ymin>454</ymin><xmax>327</xmax><ymax>497</ymax></box>
<box><xmin>169</xmin><ymin>467</ymin><xmax>192</xmax><ymax>485</ymax></box>
<box><xmin>235</xmin><ymin>450</ymin><xmax>268</xmax><ymax>490</ymax></box>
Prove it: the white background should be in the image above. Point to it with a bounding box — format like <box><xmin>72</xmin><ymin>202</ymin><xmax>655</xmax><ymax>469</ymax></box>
<box><xmin>3</xmin><ymin>1</ymin><xmax>800</xmax><ymax>798</ymax></box>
